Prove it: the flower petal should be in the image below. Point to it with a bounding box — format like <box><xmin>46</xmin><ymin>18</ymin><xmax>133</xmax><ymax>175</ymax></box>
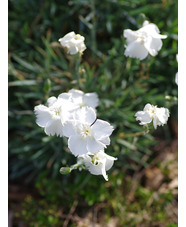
<box><xmin>74</xmin><ymin>107</ymin><xmax>97</xmax><ymax>125</ymax></box>
<box><xmin>105</xmin><ymin>158</ymin><xmax>115</xmax><ymax>172</ymax></box>
<box><xmin>144</xmin><ymin>103</ymin><xmax>153</xmax><ymax>111</ymax></box>
<box><xmin>68</xmin><ymin>135</ymin><xmax>88</xmax><ymax>156</ymax></box>
<box><xmin>68</xmin><ymin>89</ymin><xmax>84</xmax><ymax>98</ymax></box>
<box><xmin>144</xmin><ymin>36</ymin><xmax>163</xmax><ymax>56</ymax></box>
<box><xmin>141</xmin><ymin>23</ymin><xmax>167</xmax><ymax>39</ymax></box>
<box><xmin>95</xmin><ymin>151</ymin><xmax>117</xmax><ymax>171</ymax></box>
<box><xmin>58</xmin><ymin>31</ymin><xmax>75</xmax><ymax>45</ymax></box>
<box><xmin>68</xmin><ymin>45</ymin><xmax>79</xmax><ymax>55</ymax></box>
<box><xmin>153</xmin><ymin>116</ymin><xmax>158</xmax><ymax>129</ymax></box>
<box><xmin>84</xmin><ymin>159</ymin><xmax>103</xmax><ymax>175</ymax></box>
<box><xmin>83</xmin><ymin>93</ymin><xmax>99</xmax><ymax>108</ymax></box>
<box><xmin>86</xmin><ymin>137</ymin><xmax>105</xmax><ymax>154</ymax></box>
<box><xmin>62</xmin><ymin>120</ymin><xmax>77</xmax><ymax>137</ymax></box>
<box><xmin>44</xmin><ymin>119</ymin><xmax>63</xmax><ymax>137</ymax></box>
<box><xmin>156</xmin><ymin>108</ymin><xmax>170</xmax><ymax>124</ymax></box>
<box><xmin>34</xmin><ymin>105</ymin><xmax>51</xmax><ymax>127</ymax></box>
<box><xmin>123</xmin><ymin>29</ymin><xmax>136</xmax><ymax>44</ymax></box>
<box><xmin>47</xmin><ymin>97</ymin><xmax>57</xmax><ymax>107</ymax></box>
<box><xmin>58</xmin><ymin>92</ymin><xmax>71</xmax><ymax>101</ymax></box>
<box><xmin>79</xmin><ymin>43</ymin><xmax>86</xmax><ymax>52</ymax></box>
<box><xmin>99</xmin><ymin>137</ymin><xmax>110</xmax><ymax>146</ymax></box>
<box><xmin>135</xmin><ymin>111</ymin><xmax>152</xmax><ymax>125</ymax></box>
<box><xmin>68</xmin><ymin>89</ymin><xmax>84</xmax><ymax>108</ymax></box>
<box><xmin>124</xmin><ymin>40</ymin><xmax>148</xmax><ymax>60</ymax></box>
<box><xmin>91</xmin><ymin>119</ymin><xmax>114</xmax><ymax>140</ymax></box>
<box><xmin>100</xmin><ymin>159</ymin><xmax>108</xmax><ymax>181</ymax></box>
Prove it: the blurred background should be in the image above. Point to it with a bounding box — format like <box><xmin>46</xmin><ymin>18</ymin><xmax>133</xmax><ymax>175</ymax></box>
<box><xmin>8</xmin><ymin>0</ymin><xmax>178</xmax><ymax>226</ymax></box>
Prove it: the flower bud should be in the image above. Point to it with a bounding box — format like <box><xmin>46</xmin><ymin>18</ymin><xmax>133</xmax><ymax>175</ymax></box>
<box><xmin>59</xmin><ymin>167</ymin><xmax>71</xmax><ymax>175</ymax></box>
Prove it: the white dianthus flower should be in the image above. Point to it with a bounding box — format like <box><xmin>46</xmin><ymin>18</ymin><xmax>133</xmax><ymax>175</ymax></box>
<box><xmin>135</xmin><ymin>103</ymin><xmax>170</xmax><ymax>129</ymax></box>
<box><xmin>79</xmin><ymin>151</ymin><xmax>117</xmax><ymax>181</ymax></box>
<box><xmin>123</xmin><ymin>20</ymin><xmax>167</xmax><ymax>60</ymax></box>
<box><xmin>34</xmin><ymin>93</ymin><xmax>75</xmax><ymax>137</ymax></box>
<box><xmin>58</xmin><ymin>31</ymin><xmax>86</xmax><ymax>55</ymax></box>
<box><xmin>63</xmin><ymin>107</ymin><xmax>114</xmax><ymax>156</ymax></box>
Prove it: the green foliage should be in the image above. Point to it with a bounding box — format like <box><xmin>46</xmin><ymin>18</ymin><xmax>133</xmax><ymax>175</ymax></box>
<box><xmin>17</xmin><ymin>196</ymin><xmax>64</xmax><ymax>226</ymax></box>
<box><xmin>18</xmin><ymin>170</ymin><xmax>177</xmax><ymax>226</ymax></box>
<box><xmin>9</xmin><ymin>0</ymin><xmax>177</xmax><ymax>225</ymax></box>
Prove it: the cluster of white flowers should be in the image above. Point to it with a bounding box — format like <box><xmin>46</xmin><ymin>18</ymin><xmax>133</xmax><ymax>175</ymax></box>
<box><xmin>34</xmin><ymin>22</ymin><xmax>173</xmax><ymax>181</ymax></box>
<box><xmin>135</xmin><ymin>103</ymin><xmax>170</xmax><ymax>129</ymax></box>
<box><xmin>123</xmin><ymin>20</ymin><xmax>167</xmax><ymax>60</ymax></box>
<box><xmin>34</xmin><ymin>89</ymin><xmax>117</xmax><ymax>181</ymax></box>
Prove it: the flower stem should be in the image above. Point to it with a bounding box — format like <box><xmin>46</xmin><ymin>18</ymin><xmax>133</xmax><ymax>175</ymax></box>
<box><xmin>119</xmin><ymin>127</ymin><xmax>150</xmax><ymax>138</ymax></box>
<box><xmin>60</xmin><ymin>158</ymin><xmax>85</xmax><ymax>175</ymax></box>
<box><xmin>73</xmin><ymin>53</ymin><xmax>81</xmax><ymax>88</ymax></box>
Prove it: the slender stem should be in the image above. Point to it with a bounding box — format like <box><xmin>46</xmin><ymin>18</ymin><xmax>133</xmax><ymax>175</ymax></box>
<box><xmin>70</xmin><ymin>158</ymin><xmax>85</xmax><ymax>171</ymax></box>
<box><xmin>59</xmin><ymin>159</ymin><xmax>84</xmax><ymax>175</ymax></box>
<box><xmin>73</xmin><ymin>53</ymin><xmax>81</xmax><ymax>88</ymax></box>
<box><xmin>119</xmin><ymin>127</ymin><xmax>150</xmax><ymax>138</ymax></box>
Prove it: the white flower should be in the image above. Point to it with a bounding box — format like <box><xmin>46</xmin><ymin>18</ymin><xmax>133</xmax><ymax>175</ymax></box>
<box><xmin>79</xmin><ymin>151</ymin><xmax>117</xmax><ymax>181</ymax></box>
<box><xmin>68</xmin><ymin>89</ymin><xmax>99</xmax><ymax>109</ymax></box>
<box><xmin>123</xmin><ymin>20</ymin><xmax>167</xmax><ymax>60</ymax></box>
<box><xmin>58</xmin><ymin>31</ymin><xmax>86</xmax><ymax>55</ymax></box>
<box><xmin>34</xmin><ymin>93</ymin><xmax>75</xmax><ymax>137</ymax></box>
<box><xmin>135</xmin><ymin>103</ymin><xmax>170</xmax><ymax>129</ymax></box>
<box><xmin>63</xmin><ymin>107</ymin><xmax>114</xmax><ymax>156</ymax></box>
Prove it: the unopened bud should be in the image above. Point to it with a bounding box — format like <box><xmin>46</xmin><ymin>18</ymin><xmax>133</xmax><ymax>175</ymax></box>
<box><xmin>59</xmin><ymin>167</ymin><xmax>71</xmax><ymax>175</ymax></box>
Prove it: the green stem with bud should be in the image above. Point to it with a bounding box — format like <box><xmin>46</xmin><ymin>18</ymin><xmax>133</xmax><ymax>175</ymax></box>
<box><xmin>60</xmin><ymin>158</ymin><xmax>85</xmax><ymax>175</ymax></box>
